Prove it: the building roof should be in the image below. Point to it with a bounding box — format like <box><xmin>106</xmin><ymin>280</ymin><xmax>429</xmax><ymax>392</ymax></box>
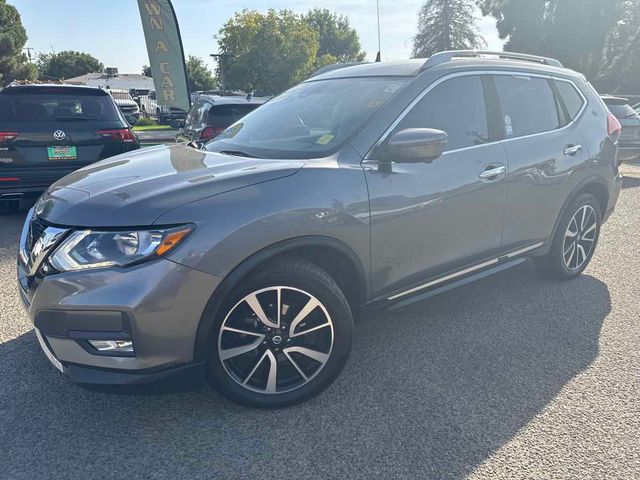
<box><xmin>65</xmin><ymin>73</ymin><xmax>151</xmax><ymax>84</ymax></box>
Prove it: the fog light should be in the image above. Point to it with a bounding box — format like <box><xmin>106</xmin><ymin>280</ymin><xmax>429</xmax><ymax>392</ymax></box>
<box><xmin>88</xmin><ymin>339</ymin><xmax>134</xmax><ymax>353</ymax></box>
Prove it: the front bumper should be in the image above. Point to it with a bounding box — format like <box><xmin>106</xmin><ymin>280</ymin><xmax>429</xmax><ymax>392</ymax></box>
<box><xmin>18</xmin><ymin>230</ymin><xmax>221</xmax><ymax>383</ymax></box>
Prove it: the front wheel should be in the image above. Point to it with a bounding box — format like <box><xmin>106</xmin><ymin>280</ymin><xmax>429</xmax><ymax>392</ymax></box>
<box><xmin>535</xmin><ymin>193</ymin><xmax>602</xmax><ymax>279</ymax></box>
<box><xmin>207</xmin><ymin>258</ymin><xmax>353</xmax><ymax>407</ymax></box>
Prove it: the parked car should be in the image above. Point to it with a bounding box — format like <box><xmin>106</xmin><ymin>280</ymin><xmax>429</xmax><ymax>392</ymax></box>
<box><xmin>139</xmin><ymin>90</ymin><xmax>187</xmax><ymax>126</ymax></box>
<box><xmin>0</xmin><ymin>84</ymin><xmax>140</xmax><ymax>213</ymax></box>
<box><xmin>107</xmin><ymin>88</ymin><xmax>140</xmax><ymax>125</ymax></box>
<box><xmin>176</xmin><ymin>95</ymin><xmax>268</xmax><ymax>144</ymax></box>
<box><xmin>18</xmin><ymin>51</ymin><xmax>622</xmax><ymax>407</ymax></box>
<box><xmin>602</xmin><ymin>95</ymin><xmax>640</xmax><ymax>161</ymax></box>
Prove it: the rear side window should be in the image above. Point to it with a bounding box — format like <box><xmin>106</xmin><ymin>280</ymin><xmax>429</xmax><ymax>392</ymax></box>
<box><xmin>0</xmin><ymin>90</ymin><xmax>120</xmax><ymax>123</ymax></box>
<box><xmin>394</xmin><ymin>75</ymin><xmax>489</xmax><ymax>151</ymax></box>
<box><xmin>493</xmin><ymin>75</ymin><xmax>560</xmax><ymax>138</ymax></box>
<box><xmin>555</xmin><ymin>80</ymin><xmax>584</xmax><ymax>121</ymax></box>
<box><xmin>208</xmin><ymin>104</ymin><xmax>260</xmax><ymax>129</ymax></box>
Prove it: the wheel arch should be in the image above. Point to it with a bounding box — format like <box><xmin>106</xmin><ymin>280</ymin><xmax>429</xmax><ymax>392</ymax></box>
<box><xmin>193</xmin><ymin>236</ymin><xmax>368</xmax><ymax>363</ymax></box>
<box><xmin>549</xmin><ymin>176</ymin><xmax>609</xmax><ymax>243</ymax></box>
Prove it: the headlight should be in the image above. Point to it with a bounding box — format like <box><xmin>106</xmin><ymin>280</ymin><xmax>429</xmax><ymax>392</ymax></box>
<box><xmin>48</xmin><ymin>225</ymin><xmax>193</xmax><ymax>272</ymax></box>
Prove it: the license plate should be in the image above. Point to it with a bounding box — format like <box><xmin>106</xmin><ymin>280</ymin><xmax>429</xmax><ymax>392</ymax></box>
<box><xmin>47</xmin><ymin>146</ymin><xmax>77</xmax><ymax>160</ymax></box>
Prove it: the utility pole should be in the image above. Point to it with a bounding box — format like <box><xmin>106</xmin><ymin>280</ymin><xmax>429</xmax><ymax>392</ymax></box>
<box><xmin>375</xmin><ymin>0</ymin><xmax>382</xmax><ymax>62</ymax></box>
<box><xmin>210</xmin><ymin>53</ymin><xmax>233</xmax><ymax>93</ymax></box>
<box><xmin>23</xmin><ymin>47</ymin><xmax>36</xmax><ymax>62</ymax></box>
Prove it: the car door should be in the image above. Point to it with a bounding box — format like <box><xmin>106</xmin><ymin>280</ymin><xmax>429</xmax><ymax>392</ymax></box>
<box><xmin>492</xmin><ymin>74</ymin><xmax>591</xmax><ymax>251</ymax></box>
<box><xmin>365</xmin><ymin>74</ymin><xmax>508</xmax><ymax>298</ymax></box>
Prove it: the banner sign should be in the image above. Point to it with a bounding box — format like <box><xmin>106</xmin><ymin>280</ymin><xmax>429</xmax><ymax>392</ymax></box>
<box><xmin>137</xmin><ymin>0</ymin><xmax>190</xmax><ymax>111</ymax></box>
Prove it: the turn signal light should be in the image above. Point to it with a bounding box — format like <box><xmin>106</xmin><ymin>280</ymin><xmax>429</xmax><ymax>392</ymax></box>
<box><xmin>97</xmin><ymin>128</ymin><xmax>137</xmax><ymax>143</ymax></box>
<box><xmin>156</xmin><ymin>227</ymin><xmax>193</xmax><ymax>256</ymax></box>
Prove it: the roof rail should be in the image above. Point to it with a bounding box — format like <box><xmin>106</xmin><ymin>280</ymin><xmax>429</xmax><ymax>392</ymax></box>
<box><xmin>422</xmin><ymin>50</ymin><xmax>564</xmax><ymax>70</ymax></box>
<box><xmin>309</xmin><ymin>62</ymin><xmax>368</xmax><ymax>78</ymax></box>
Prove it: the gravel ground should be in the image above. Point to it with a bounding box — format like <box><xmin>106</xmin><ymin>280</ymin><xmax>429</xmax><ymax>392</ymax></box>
<box><xmin>1</xmin><ymin>165</ymin><xmax>639</xmax><ymax>480</ymax></box>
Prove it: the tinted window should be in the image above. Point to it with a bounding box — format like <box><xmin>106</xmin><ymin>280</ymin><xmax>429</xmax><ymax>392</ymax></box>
<box><xmin>208</xmin><ymin>104</ymin><xmax>260</xmax><ymax>129</ymax></box>
<box><xmin>494</xmin><ymin>75</ymin><xmax>560</xmax><ymax>138</ymax></box>
<box><xmin>555</xmin><ymin>80</ymin><xmax>584</xmax><ymax>121</ymax></box>
<box><xmin>0</xmin><ymin>90</ymin><xmax>120</xmax><ymax>123</ymax></box>
<box><xmin>393</xmin><ymin>75</ymin><xmax>489</xmax><ymax>151</ymax></box>
<box><xmin>207</xmin><ymin>77</ymin><xmax>408</xmax><ymax>159</ymax></box>
<box><xmin>607</xmin><ymin>103</ymin><xmax>636</xmax><ymax>119</ymax></box>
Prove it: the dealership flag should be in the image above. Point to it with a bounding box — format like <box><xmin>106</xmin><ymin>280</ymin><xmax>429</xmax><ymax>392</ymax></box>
<box><xmin>137</xmin><ymin>0</ymin><xmax>190</xmax><ymax>111</ymax></box>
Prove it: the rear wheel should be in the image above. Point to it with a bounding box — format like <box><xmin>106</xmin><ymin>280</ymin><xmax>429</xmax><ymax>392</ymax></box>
<box><xmin>535</xmin><ymin>193</ymin><xmax>601</xmax><ymax>279</ymax></box>
<box><xmin>207</xmin><ymin>258</ymin><xmax>353</xmax><ymax>407</ymax></box>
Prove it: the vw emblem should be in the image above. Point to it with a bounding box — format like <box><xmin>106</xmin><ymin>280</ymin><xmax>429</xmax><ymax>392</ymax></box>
<box><xmin>53</xmin><ymin>130</ymin><xmax>66</xmax><ymax>141</ymax></box>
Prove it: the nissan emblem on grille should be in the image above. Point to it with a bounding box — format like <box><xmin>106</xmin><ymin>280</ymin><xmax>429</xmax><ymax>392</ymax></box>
<box><xmin>53</xmin><ymin>130</ymin><xmax>66</xmax><ymax>141</ymax></box>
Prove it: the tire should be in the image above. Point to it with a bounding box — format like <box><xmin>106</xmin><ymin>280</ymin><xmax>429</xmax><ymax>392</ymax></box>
<box><xmin>156</xmin><ymin>109</ymin><xmax>164</xmax><ymax>125</ymax></box>
<box><xmin>535</xmin><ymin>193</ymin><xmax>602</xmax><ymax>280</ymax></box>
<box><xmin>207</xmin><ymin>257</ymin><xmax>353</xmax><ymax>407</ymax></box>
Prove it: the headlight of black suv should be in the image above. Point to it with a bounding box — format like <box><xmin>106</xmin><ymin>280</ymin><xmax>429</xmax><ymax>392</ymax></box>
<box><xmin>48</xmin><ymin>226</ymin><xmax>193</xmax><ymax>272</ymax></box>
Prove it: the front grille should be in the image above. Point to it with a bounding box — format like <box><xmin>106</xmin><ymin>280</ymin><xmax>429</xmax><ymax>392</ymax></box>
<box><xmin>26</xmin><ymin>214</ymin><xmax>48</xmax><ymax>254</ymax></box>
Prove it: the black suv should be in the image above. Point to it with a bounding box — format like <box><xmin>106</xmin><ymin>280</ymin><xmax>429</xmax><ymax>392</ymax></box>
<box><xmin>602</xmin><ymin>95</ymin><xmax>640</xmax><ymax>161</ymax></box>
<box><xmin>0</xmin><ymin>84</ymin><xmax>140</xmax><ymax>212</ymax></box>
<box><xmin>176</xmin><ymin>95</ymin><xmax>268</xmax><ymax>144</ymax></box>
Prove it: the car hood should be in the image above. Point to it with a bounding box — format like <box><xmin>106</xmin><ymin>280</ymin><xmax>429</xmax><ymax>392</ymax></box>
<box><xmin>35</xmin><ymin>144</ymin><xmax>305</xmax><ymax>227</ymax></box>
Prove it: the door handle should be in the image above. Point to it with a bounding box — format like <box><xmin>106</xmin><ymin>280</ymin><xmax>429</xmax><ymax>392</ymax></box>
<box><xmin>564</xmin><ymin>144</ymin><xmax>582</xmax><ymax>156</ymax></box>
<box><xmin>479</xmin><ymin>165</ymin><xmax>506</xmax><ymax>181</ymax></box>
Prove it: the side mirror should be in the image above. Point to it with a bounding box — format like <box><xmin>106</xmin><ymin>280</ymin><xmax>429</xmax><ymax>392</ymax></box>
<box><xmin>385</xmin><ymin>128</ymin><xmax>447</xmax><ymax>163</ymax></box>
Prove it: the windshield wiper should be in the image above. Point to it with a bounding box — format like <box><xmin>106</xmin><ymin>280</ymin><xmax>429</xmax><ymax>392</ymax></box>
<box><xmin>219</xmin><ymin>150</ymin><xmax>262</xmax><ymax>158</ymax></box>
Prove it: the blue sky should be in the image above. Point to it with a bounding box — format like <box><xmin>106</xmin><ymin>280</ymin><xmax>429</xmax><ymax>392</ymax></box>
<box><xmin>12</xmin><ymin>0</ymin><xmax>503</xmax><ymax>74</ymax></box>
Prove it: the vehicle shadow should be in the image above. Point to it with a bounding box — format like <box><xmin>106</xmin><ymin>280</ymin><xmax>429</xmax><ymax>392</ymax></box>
<box><xmin>0</xmin><ymin>260</ymin><xmax>610</xmax><ymax>479</ymax></box>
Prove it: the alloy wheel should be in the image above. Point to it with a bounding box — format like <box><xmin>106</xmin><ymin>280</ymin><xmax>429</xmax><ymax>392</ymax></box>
<box><xmin>562</xmin><ymin>205</ymin><xmax>598</xmax><ymax>271</ymax></box>
<box><xmin>218</xmin><ymin>286</ymin><xmax>334</xmax><ymax>394</ymax></box>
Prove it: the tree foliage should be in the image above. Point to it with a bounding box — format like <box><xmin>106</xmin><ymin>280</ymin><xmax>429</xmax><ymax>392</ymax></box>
<box><xmin>216</xmin><ymin>8</ymin><xmax>367</xmax><ymax>94</ymax></box>
<box><xmin>37</xmin><ymin>50</ymin><xmax>104</xmax><ymax>80</ymax></box>
<box><xmin>478</xmin><ymin>0</ymin><xmax>625</xmax><ymax>80</ymax></box>
<box><xmin>185</xmin><ymin>55</ymin><xmax>217</xmax><ymax>91</ymax></box>
<box><xmin>216</xmin><ymin>9</ymin><xmax>319</xmax><ymax>95</ymax></box>
<box><xmin>598</xmin><ymin>0</ymin><xmax>640</xmax><ymax>92</ymax></box>
<box><xmin>0</xmin><ymin>0</ymin><xmax>37</xmax><ymax>84</ymax></box>
<box><xmin>142</xmin><ymin>65</ymin><xmax>152</xmax><ymax>77</ymax></box>
<box><xmin>304</xmin><ymin>8</ymin><xmax>366</xmax><ymax>64</ymax></box>
<box><xmin>412</xmin><ymin>0</ymin><xmax>486</xmax><ymax>58</ymax></box>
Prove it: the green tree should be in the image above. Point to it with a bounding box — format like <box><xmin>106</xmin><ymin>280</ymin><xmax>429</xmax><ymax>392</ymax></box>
<box><xmin>412</xmin><ymin>0</ymin><xmax>486</xmax><ymax>58</ymax></box>
<box><xmin>37</xmin><ymin>50</ymin><xmax>103</xmax><ymax>80</ymax></box>
<box><xmin>142</xmin><ymin>65</ymin><xmax>152</xmax><ymax>77</ymax></box>
<box><xmin>304</xmin><ymin>8</ymin><xmax>366</xmax><ymax>64</ymax></box>
<box><xmin>598</xmin><ymin>0</ymin><xmax>640</xmax><ymax>92</ymax></box>
<box><xmin>0</xmin><ymin>0</ymin><xmax>37</xmax><ymax>85</ymax></box>
<box><xmin>216</xmin><ymin>9</ymin><xmax>319</xmax><ymax>95</ymax></box>
<box><xmin>478</xmin><ymin>0</ymin><xmax>625</xmax><ymax>79</ymax></box>
<box><xmin>186</xmin><ymin>55</ymin><xmax>217</xmax><ymax>91</ymax></box>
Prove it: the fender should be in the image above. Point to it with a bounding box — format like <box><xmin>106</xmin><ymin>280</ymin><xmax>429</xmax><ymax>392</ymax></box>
<box><xmin>546</xmin><ymin>175</ymin><xmax>610</xmax><ymax>250</ymax></box>
<box><xmin>192</xmin><ymin>235</ymin><xmax>368</xmax><ymax>363</ymax></box>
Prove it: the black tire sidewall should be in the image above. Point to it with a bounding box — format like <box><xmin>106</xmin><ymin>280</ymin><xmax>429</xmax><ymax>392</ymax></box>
<box><xmin>207</xmin><ymin>260</ymin><xmax>353</xmax><ymax>408</ymax></box>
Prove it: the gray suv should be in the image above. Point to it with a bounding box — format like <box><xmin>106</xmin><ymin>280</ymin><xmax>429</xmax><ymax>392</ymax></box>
<box><xmin>17</xmin><ymin>51</ymin><xmax>623</xmax><ymax>407</ymax></box>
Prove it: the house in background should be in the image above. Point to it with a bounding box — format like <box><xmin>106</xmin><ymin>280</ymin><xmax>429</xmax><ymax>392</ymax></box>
<box><xmin>66</xmin><ymin>68</ymin><xmax>153</xmax><ymax>92</ymax></box>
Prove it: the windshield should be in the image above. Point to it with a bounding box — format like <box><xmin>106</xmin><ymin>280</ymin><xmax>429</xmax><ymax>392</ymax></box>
<box><xmin>0</xmin><ymin>90</ymin><xmax>120</xmax><ymax>122</ymax></box>
<box><xmin>110</xmin><ymin>91</ymin><xmax>135</xmax><ymax>102</ymax></box>
<box><xmin>206</xmin><ymin>77</ymin><xmax>408</xmax><ymax>159</ymax></box>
